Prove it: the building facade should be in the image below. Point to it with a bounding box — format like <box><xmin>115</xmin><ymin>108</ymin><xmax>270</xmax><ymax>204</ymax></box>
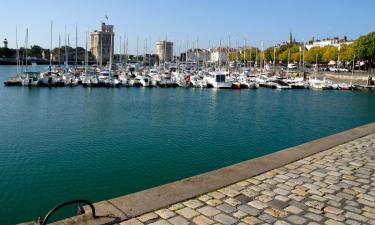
<box><xmin>90</xmin><ymin>23</ymin><xmax>114</xmax><ymax>65</ymax></box>
<box><xmin>305</xmin><ymin>37</ymin><xmax>353</xmax><ymax>50</ymax></box>
<box><xmin>156</xmin><ymin>41</ymin><xmax>173</xmax><ymax>63</ymax></box>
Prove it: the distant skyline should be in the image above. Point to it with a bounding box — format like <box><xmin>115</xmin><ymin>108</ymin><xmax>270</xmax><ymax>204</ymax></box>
<box><xmin>1</xmin><ymin>0</ymin><xmax>375</xmax><ymax>54</ymax></box>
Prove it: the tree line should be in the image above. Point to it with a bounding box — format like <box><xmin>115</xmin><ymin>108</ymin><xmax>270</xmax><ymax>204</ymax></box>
<box><xmin>229</xmin><ymin>31</ymin><xmax>375</xmax><ymax>70</ymax></box>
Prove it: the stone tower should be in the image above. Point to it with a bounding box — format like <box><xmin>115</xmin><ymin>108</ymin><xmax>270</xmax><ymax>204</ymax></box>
<box><xmin>3</xmin><ymin>38</ymin><xmax>8</xmax><ymax>48</ymax></box>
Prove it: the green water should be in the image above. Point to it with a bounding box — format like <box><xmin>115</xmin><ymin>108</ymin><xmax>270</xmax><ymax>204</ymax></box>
<box><xmin>1</xmin><ymin>65</ymin><xmax>375</xmax><ymax>224</ymax></box>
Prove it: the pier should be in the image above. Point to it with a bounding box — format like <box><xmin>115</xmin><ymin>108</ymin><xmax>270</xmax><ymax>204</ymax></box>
<box><xmin>19</xmin><ymin>122</ymin><xmax>375</xmax><ymax>225</ymax></box>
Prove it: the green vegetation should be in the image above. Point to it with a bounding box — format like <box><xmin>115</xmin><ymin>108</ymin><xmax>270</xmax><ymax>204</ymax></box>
<box><xmin>353</xmin><ymin>31</ymin><xmax>375</xmax><ymax>70</ymax></box>
<box><xmin>227</xmin><ymin>31</ymin><xmax>375</xmax><ymax>70</ymax></box>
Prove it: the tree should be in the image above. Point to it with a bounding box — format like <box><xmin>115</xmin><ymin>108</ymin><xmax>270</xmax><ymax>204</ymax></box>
<box><xmin>353</xmin><ymin>31</ymin><xmax>375</xmax><ymax>70</ymax></box>
<box><xmin>322</xmin><ymin>46</ymin><xmax>338</xmax><ymax>63</ymax></box>
<box><xmin>305</xmin><ymin>47</ymin><xmax>323</xmax><ymax>63</ymax></box>
<box><xmin>29</xmin><ymin>45</ymin><xmax>43</xmax><ymax>58</ymax></box>
<box><xmin>339</xmin><ymin>44</ymin><xmax>355</xmax><ymax>63</ymax></box>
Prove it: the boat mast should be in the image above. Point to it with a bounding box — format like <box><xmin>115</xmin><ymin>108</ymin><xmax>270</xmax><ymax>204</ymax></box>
<box><xmin>16</xmin><ymin>25</ymin><xmax>19</xmax><ymax>75</ymax></box>
<box><xmin>75</xmin><ymin>23</ymin><xmax>78</xmax><ymax>66</ymax></box>
<box><xmin>287</xmin><ymin>49</ymin><xmax>291</xmax><ymax>74</ymax></box>
<box><xmin>109</xmin><ymin>32</ymin><xmax>113</xmax><ymax>75</ymax></box>
<box><xmin>135</xmin><ymin>36</ymin><xmax>139</xmax><ymax>67</ymax></box>
<box><xmin>100</xmin><ymin>33</ymin><xmax>103</xmax><ymax>67</ymax></box>
<box><xmin>125</xmin><ymin>37</ymin><xmax>128</xmax><ymax>68</ymax></box>
<box><xmin>219</xmin><ymin>39</ymin><xmax>222</xmax><ymax>70</ymax></box>
<box><xmin>273</xmin><ymin>46</ymin><xmax>276</xmax><ymax>74</ymax></box>
<box><xmin>261</xmin><ymin>41</ymin><xmax>264</xmax><ymax>73</ymax></box>
<box><xmin>85</xmin><ymin>31</ymin><xmax>88</xmax><ymax>75</ymax></box>
<box><xmin>185</xmin><ymin>39</ymin><xmax>188</xmax><ymax>69</ymax></box>
<box><xmin>64</xmin><ymin>26</ymin><xmax>68</xmax><ymax>69</ymax></box>
<box><xmin>25</xmin><ymin>28</ymin><xmax>28</xmax><ymax>73</ymax></box>
<box><xmin>244</xmin><ymin>39</ymin><xmax>246</xmax><ymax>68</ymax></box>
<box><xmin>58</xmin><ymin>35</ymin><xmax>61</xmax><ymax>66</ymax></box>
<box><xmin>249</xmin><ymin>44</ymin><xmax>252</xmax><ymax>71</ymax></box>
<box><xmin>227</xmin><ymin>35</ymin><xmax>230</xmax><ymax>72</ymax></box>
<box><xmin>255</xmin><ymin>47</ymin><xmax>258</xmax><ymax>72</ymax></box>
<box><xmin>119</xmin><ymin>36</ymin><xmax>122</xmax><ymax>65</ymax></box>
<box><xmin>196</xmin><ymin>38</ymin><xmax>199</xmax><ymax>72</ymax></box>
<box><xmin>302</xmin><ymin>40</ymin><xmax>305</xmax><ymax>72</ymax></box>
<box><xmin>49</xmin><ymin>21</ymin><xmax>53</xmax><ymax>71</ymax></box>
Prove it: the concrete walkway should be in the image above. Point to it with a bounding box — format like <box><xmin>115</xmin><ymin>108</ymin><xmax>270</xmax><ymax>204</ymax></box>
<box><xmin>120</xmin><ymin>133</ymin><xmax>375</xmax><ymax>225</ymax></box>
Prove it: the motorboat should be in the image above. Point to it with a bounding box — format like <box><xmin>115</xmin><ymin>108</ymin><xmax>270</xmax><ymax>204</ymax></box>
<box><xmin>206</xmin><ymin>72</ymin><xmax>232</xmax><ymax>89</ymax></box>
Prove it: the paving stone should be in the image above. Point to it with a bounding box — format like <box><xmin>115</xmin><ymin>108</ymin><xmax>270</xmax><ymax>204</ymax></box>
<box><xmin>343</xmin><ymin>205</ymin><xmax>361</xmax><ymax>214</ymax></box>
<box><xmin>284</xmin><ymin>205</ymin><xmax>303</xmax><ymax>214</ymax></box>
<box><xmin>306</xmin><ymin>222</ymin><xmax>320</xmax><ymax>225</ymax></box>
<box><xmin>224</xmin><ymin>197</ymin><xmax>242</xmax><ymax>206</ymax></box>
<box><xmin>209</xmin><ymin>191</ymin><xmax>226</xmax><ymax>199</ymax></box>
<box><xmin>216</xmin><ymin>203</ymin><xmax>237</xmax><ymax>213</ymax></box>
<box><xmin>138</xmin><ymin>212</ymin><xmax>159</xmax><ymax>222</ymax></box>
<box><xmin>235</xmin><ymin>194</ymin><xmax>254</xmax><ymax>203</ymax></box>
<box><xmin>198</xmin><ymin>195</ymin><xmax>213</xmax><ymax>202</ymax></box>
<box><xmin>274</xmin><ymin>221</ymin><xmax>291</xmax><ymax>225</ymax></box>
<box><xmin>264</xmin><ymin>207</ymin><xmax>288</xmax><ymax>218</ymax></box>
<box><xmin>305</xmin><ymin>201</ymin><xmax>325</xmax><ymax>210</ymax></box>
<box><xmin>206</xmin><ymin>199</ymin><xmax>222</xmax><ymax>206</ymax></box>
<box><xmin>197</xmin><ymin>206</ymin><xmax>220</xmax><ymax>217</ymax></box>
<box><xmin>327</xmin><ymin>200</ymin><xmax>341</xmax><ymax>208</ymax></box>
<box><xmin>183</xmin><ymin>199</ymin><xmax>203</xmax><ymax>209</ymax></box>
<box><xmin>213</xmin><ymin>214</ymin><xmax>237</xmax><ymax>225</ymax></box>
<box><xmin>345</xmin><ymin>211</ymin><xmax>369</xmax><ymax>222</ymax></box>
<box><xmin>273</xmin><ymin>188</ymin><xmax>290</xmax><ymax>196</ymax></box>
<box><xmin>325</xmin><ymin>212</ymin><xmax>345</xmax><ymax>222</ymax></box>
<box><xmin>268</xmin><ymin>199</ymin><xmax>289</xmax><ymax>209</ymax></box>
<box><xmin>274</xmin><ymin>195</ymin><xmax>289</xmax><ymax>202</ymax></box>
<box><xmin>155</xmin><ymin>209</ymin><xmax>176</xmax><ymax>219</ymax></box>
<box><xmin>323</xmin><ymin>206</ymin><xmax>344</xmax><ymax>215</ymax></box>
<box><xmin>285</xmin><ymin>215</ymin><xmax>307</xmax><ymax>224</ymax></box>
<box><xmin>248</xmin><ymin>200</ymin><xmax>267</xmax><ymax>209</ymax></box>
<box><xmin>168</xmin><ymin>216</ymin><xmax>190</xmax><ymax>225</ymax></box>
<box><xmin>345</xmin><ymin>220</ymin><xmax>361</xmax><ymax>225</ymax></box>
<box><xmin>120</xmin><ymin>218</ymin><xmax>144</xmax><ymax>225</ymax></box>
<box><xmin>219</xmin><ymin>187</ymin><xmax>240</xmax><ymax>197</ymax></box>
<box><xmin>176</xmin><ymin>207</ymin><xmax>199</xmax><ymax>219</ymax></box>
<box><xmin>364</xmin><ymin>206</ymin><xmax>375</xmax><ymax>214</ymax></box>
<box><xmin>241</xmin><ymin>216</ymin><xmax>262</xmax><ymax>224</ymax></box>
<box><xmin>232</xmin><ymin>210</ymin><xmax>248</xmax><ymax>219</ymax></box>
<box><xmin>288</xmin><ymin>200</ymin><xmax>306</xmax><ymax>210</ymax></box>
<box><xmin>324</xmin><ymin>219</ymin><xmax>345</xmax><ymax>225</ymax></box>
<box><xmin>149</xmin><ymin>220</ymin><xmax>172</xmax><ymax>225</ymax></box>
<box><xmin>258</xmin><ymin>213</ymin><xmax>276</xmax><ymax>223</ymax></box>
<box><xmin>358</xmin><ymin>198</ymin><xmax>375</xmax><ymax>207</ymax></box>
<box><xmin>364</xmin><ymin>211</ymin><xmax>375</xmax><ymax>219</ymax></box>
<box><xmin>192</xmin><ymin>215</ymin><xmax>214</xmax><ymax>225</ymax></box>
<box><xmin>238</xmin><ymin>205</ymin><xmax>260</xmax><ymax>216</ymax></box>
<box><xmin>169</xmin><ymin>203</ymin><xmax>185</xmax><ymax>211</ymax></box>
<box><xmin>304</xmin><ymin>212</ymin><xmax>323</xmax><ymax>222</ymax></box>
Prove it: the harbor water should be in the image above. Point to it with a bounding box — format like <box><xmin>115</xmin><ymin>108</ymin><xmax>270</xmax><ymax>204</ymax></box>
<box><xmin>1</xmin><ymin>65</ymin><xmax>375</xmax><ymax>224</ymax></box>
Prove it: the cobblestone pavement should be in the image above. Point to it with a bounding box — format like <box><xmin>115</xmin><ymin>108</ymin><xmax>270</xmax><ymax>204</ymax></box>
<box><xmin>120</xmin><ymin>133</ymin><xmax>375</xmax><ymax>225</ymax></box>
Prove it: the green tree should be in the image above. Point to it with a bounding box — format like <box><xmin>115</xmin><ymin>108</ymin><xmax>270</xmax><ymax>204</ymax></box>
<box><xmin>305</xmin><ymin>47</ymin><xmax>323</xmax><ymax>63</ymax></box>
<box><xmin>339</xmin><ymin>44</ymin><xmax>355</xmax><ymax>62</ymax></box>
<box><xmin>353</xmin><ymin>31</ymin><xmax>375</xmax><ymax>70</ymax></box>
<box><xmin>322</xmin><ymin>46</ymin><xmax>338</xmax><ymax>63</ymax></box>
<box><xmin>29</xmin><ymin>45</ymin><xmax>44</xmax><ymax>58</ymax></box>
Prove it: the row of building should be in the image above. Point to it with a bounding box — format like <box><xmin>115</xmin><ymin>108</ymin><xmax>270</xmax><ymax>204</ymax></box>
<box><xmin>1</xmin><ymin>23</ymin><xmax>354</xmax><ymax>65</ymax></box>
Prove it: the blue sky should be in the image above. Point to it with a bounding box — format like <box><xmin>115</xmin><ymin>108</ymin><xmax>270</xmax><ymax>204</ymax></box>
<box><xmin>1</xmin><ymin>0</ymin><xmax>375</xmax><ymax>54</ymax></box>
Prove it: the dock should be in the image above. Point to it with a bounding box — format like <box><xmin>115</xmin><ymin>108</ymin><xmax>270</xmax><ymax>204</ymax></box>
<box><xmin>19</xmin><ymin>122</ymin><xmax>375</xmax><ymax>225</ymax></box>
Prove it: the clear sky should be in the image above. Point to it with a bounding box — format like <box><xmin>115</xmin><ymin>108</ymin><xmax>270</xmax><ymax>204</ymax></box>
<box><xmin>1</xmin><ymin>0</ymin><xmax>375</xmax><ymax>54</ymax></box>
